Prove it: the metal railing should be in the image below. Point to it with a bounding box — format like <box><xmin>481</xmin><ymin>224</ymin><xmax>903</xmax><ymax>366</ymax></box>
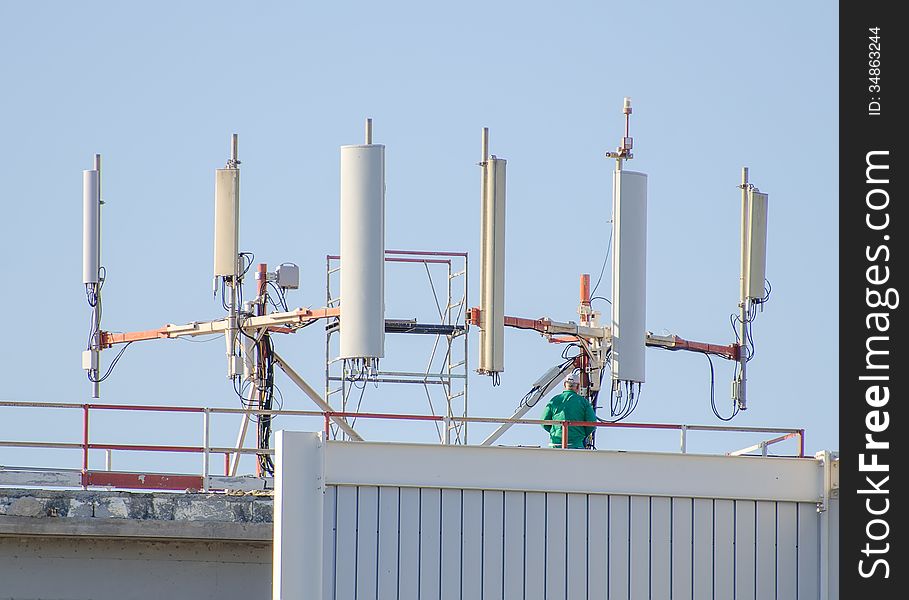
<box><xmin>0</xmin><ymin>400</ymin><xmax>805</xmax><ymax>492</ymax></box>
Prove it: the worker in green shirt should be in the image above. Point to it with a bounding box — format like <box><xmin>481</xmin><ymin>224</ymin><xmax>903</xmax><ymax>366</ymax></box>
<box><xmin>541</xmin><ymin>373</ymin><xmax>598</xmax><ymax>449</ymax></box>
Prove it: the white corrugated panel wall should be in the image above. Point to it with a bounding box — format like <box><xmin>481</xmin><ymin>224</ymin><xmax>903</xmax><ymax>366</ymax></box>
<box><xmin>321</xmin><ymin>485</ymin><xmax>823</xmax><ymax>600</ymax></box>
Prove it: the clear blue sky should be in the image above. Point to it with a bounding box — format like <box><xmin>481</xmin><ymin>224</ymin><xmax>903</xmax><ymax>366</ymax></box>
<box><xmin>0</xmin><ymin>2</ymin><xmax>838</xmax><ymax>474</ymax></box>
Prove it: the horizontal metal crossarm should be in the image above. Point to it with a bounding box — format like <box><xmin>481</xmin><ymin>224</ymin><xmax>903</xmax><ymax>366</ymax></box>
<box><xmin>644</xmin><ymin>333</ymin><xmax>740</xmax><ymax>361</ymax></box>
<box><xmin>324</xmin><ymin>319</ymin><xmax>465</xmax><ymax>336</ymax></box>
<box><xmin>99</xmin><ymin>307</ymin><xmax>340</xmax><ymax>347</ymax></box>
<box><xmin>468</xmin><ymin>307</ymin><xmax>609</xmax><ymax>340</ymax></box>
<box><xmin>384</xmin><ymin>322</ymin><xmax>465</xmax><ymax>335</ymax></box>
<box><xmin>468</xmin><ymin>307</ymin><xmax>739</xmax><ymax>360</ymax></box>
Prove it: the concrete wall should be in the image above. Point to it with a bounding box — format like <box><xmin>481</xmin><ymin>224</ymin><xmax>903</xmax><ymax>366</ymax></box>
<box><xmin>0</xmin><ymin>536</ymin><xmax>270</xmax><ymax>600</ymax></box>
<box><xmin>0</xmin><ymin>488</ymin><xmax>273</xmax><ymax>600</ymax></box>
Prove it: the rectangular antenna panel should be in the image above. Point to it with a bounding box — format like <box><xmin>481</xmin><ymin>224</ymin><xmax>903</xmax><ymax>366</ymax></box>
<box><xmin>611</xmin><ymin>170</ymin><xmax>647</xmax><ymax>384</ymax></box>
<box><xmin>479</xmin><ymin>157</ymin><xmax>506</xmax><ymax>374</ymax></box>
<box><xmin>339</xmin><ymin>144</ymin><xmax>385</xmax><ymax>360</ymax></box>
<box><xmin>82</xmin><ymin>170</ymin><xmax>100</xmax><ymax>284</ymax></box>
<box><xmin>214</xmin><ymin>168</ymin><xmax>240</xmax><ymax>278</ymax></box>
<box><xmin>745</xmin><ymin>191</ymin><xmax>769</xmax><ymax>300</ymax></box>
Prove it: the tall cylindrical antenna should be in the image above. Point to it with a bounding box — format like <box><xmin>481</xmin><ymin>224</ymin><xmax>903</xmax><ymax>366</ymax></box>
<box><xmin>82</xmin><ymin>173</ymin><xmax>100</xmax><ymax>284</ymax></box>
<box><xmin>478</xmin><ymin>127</ymin><xmax>506</xmax><ymax>378</ymax></box>
<box><xmin>83</xmin><ymin>154</ymin><xmax>102</xmax><ymax>398</ymax></box>
<box><xmin>610</xmin><ymin>168</ymin><xmax>648</xmax><ymax>387</ymax></box>
<box><xmin>365</xmin><ymin>118</ymin><xmax>373</xmax><ymax>145</ymax></box>
<box><xmin>339</xmin><ymin>134</ymin><xmax>386</xmax><ymax>365</ymax></box>
<box><xmin>214</xmin><ymin>134</ymin><xmax>241</xmax><ymax>378</ymax></box>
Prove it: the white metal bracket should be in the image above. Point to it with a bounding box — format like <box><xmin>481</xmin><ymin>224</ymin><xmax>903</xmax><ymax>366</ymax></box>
<box><xmin>815</xmin><ymin>450</ymin><xmax>839</xmax><ymax>512</ymax></box>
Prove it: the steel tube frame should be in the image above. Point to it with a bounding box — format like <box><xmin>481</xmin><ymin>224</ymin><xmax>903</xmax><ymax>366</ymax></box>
<box><xmin>325</xmin><ymin>250</ymin><xmax>468</xmax><ymax>443</ymax></box>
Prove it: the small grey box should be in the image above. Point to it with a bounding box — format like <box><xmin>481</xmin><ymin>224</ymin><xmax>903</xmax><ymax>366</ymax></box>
<box><xmin>277</xmin><ymin>263</ymin><xmax>300</xmax><ymax>289</ymax></box>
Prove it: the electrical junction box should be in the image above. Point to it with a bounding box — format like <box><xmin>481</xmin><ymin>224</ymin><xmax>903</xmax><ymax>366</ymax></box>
<box><xmin>277</xmin><ymin>263</ymin><xmax>300</xmax><ymax>289</ymax></box>
<box><xmin>82</xmin><ymin>350</ymin><xmax>98</xmax><ymax>371</ymax></box>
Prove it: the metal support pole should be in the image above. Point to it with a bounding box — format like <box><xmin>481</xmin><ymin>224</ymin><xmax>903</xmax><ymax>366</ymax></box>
<box><xmin>105</xmin><ymin>449</ymin><xmax>112</xmax><ymax>471</ymax></box>
<box><xmin>561</xmin><ymin>423</ymin><xmax>568</xmax><ymax>449</ymax></box>
<box><xmin>91</xmin><ymin>154</ymin><xmax>102</xmax><ymax>399</ymax></box>
<box><xmin>365</xmin><ymin>118</ymin><xmax>373</xmax><ymax>145</ymax></box>
<box><xmin>481</xmin><ymin>127</ymin><xmax>489</xmax><ymax>164</ymax></box>
<box><xmin>446</xmin><ymin>260</ymin><xmax>455</xmax><ymax>442</ymax></box>
<box><xmin>202</xmin><ymin>409</ymin><xmax>211</xmax><ymax>491</ymax></box>
<box><xmin>579</xmin><ymin>273</ymin><xmax>591</xmax><ymax>390</ymax></box>
<box><xmin>82</xmin><ymin>404</ymin><xmax>89</xmax><ymax>488</ymax></box>
<box><xmin>798</xmin><ymin>428</ymin><xmax>805</xmax><ymax>458</ymax></box>
<box><xmin>256</xmin><ymin>263</ymin><xmax>268</xmax><ymax>478</ymax></box>
<box><xmin>230</xmin><ymin>383</ymin><xmax>256</xmax><ymax>476</ymax></box>
<box><xmin>226</xmin><ymin>262</ymin><xmax>239</xmax><ymax>375</ymax></box>
<box><xmin>579</xmin><ymin>273</ymin><xmax>594</xmax><ymax>444</ymax></box>
<box><xmin>325</xmin><ymin>254</ymin><xmax>333</xmax><ymax>434</ymax></box>
<box><xmin>224</xmin><ymin>134</ymin><xmax>241</xmax><ymax>380</ymax></box>
<box><xmin>737</xmin><ymin>167</ymin><xmax>749</xmax><ymax>410</ymax></box>
<box><xmin>442</xmin><ymin>415</ymin><xmax>451</xmax><ymax>445</ymax></box>
<box><xmin>463</xmin><ymin>256</ymin><xmax>469</xmax><ymax>443</ymax></box>
<box><xmin>680</xmin><ymin>425</ymin><xmax>688</xmax><ymax>454</ymax></box>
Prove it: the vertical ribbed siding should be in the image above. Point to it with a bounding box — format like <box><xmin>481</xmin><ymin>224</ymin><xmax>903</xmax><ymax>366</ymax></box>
<box><xmin>324</xmin><ymin>486</ymin><xmax>823</xmax><ymax>600</ymax></box>
<box><xmin>504</xmin><ymin>491</ymin><xmax>525</xmax><ymax>598</ymax></box>
<box><xmin>670</xmin><ymin>497</ymin><xmax>693</xmax><ymax>600</ymax></box>
<box><xmin>734</xmin><ymin>501</ymin><xmax>757</xmax><ymax>600</ymax></box>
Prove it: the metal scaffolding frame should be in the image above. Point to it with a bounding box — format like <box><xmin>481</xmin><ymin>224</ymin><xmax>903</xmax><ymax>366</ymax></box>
<box><xmin>325</xmin><ymin>250</ymin><xmax>469</xmax><ymax>443</ymax></box>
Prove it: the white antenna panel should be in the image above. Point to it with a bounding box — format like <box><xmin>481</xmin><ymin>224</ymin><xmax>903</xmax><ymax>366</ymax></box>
<box><xmin>339</xmin><ymin>144</ymin><xmax>385</xmax><ymax>360</ymax></box>
<box><xmin>611</xmin><ymin>170</ymin><xmax>647</xmax><ymax>384</ymax></box>
<box><xmin>479</xmin><ymin>157</ymin><xmax>506</xmax><ymax>374</ymax></box>
<box><xmin>82</xmin><ymin>170</ymin><xmax>100</xmax><ymax>284</ymax></box>
<box><xmin>745</xmin><ymin>191</ymin><xmax>769</xmax><ymax>300</ymax></box>
<box><xmin>213</xmin><ymin>168</ymin><xmax>239</xmax><ymax>278</ymax></box>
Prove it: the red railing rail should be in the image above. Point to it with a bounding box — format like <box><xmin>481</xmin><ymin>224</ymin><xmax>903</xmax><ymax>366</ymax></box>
<box><xmin>0</xmin><ymin>400</ymin><xmax>806</xmax><ymax>492</ymax></box>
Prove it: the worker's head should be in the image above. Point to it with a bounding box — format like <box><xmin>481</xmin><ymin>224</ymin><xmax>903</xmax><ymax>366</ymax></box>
<box><xmin>564</xmin><ymin>373</ymin><xmax>578</xmax><ymax>391</ymax></box>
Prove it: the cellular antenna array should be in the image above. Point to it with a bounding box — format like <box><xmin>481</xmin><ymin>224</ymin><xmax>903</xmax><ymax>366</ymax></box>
<box><xmin>80</xmin><ymin>102</ymin><xmax>772</xmax><ymax>467</ymax></box>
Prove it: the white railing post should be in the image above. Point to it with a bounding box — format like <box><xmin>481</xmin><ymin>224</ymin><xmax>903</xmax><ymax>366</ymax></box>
<box><xmin>202</xmin><ymin>408</ymin><xmax>211</xmax><ymax>492</ymax></box>
<box><xmin>680</xmin><ymin>425</ymin><xmax>688</xmax><ymax>454</ymax></box>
